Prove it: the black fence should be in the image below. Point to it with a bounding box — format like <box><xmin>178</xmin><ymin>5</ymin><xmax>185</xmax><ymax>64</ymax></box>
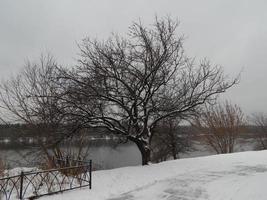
<box><xmin>0</xmin><ymin>159</ymin><xmax>92</xmax><ymax>200</ymax></box>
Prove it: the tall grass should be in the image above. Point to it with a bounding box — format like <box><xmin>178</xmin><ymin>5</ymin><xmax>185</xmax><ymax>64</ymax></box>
<box><xmin>0</xmin><ymin>157</ymin><xmax>6</xmax><ymax>177</ymax></box>
<box><xmin>0</xmin><ymin>158</ymin><xmax>6</xmax><ymax>200</ymax></box>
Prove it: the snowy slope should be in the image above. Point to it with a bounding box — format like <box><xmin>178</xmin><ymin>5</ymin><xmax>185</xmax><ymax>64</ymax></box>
<box><xmin>42</xmin><ymin>150</ymin><xmax>267</xmax><ymax>200</ymax></box>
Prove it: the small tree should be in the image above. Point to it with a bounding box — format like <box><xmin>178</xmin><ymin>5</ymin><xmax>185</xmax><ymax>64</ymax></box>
<box><xmin>151</xmin><ymin>117</ymin><xmax>191</xmax><ymax>162</ymax></box>
<box><xmin>0</xmin><ymin>55</ymin><xmax>71</xmax><ymax>162</ymax></box>
<box><xmin>194</xmin><ymin>102</ymin><xmax>245</xmax><ymax>154</ymax></box>
<box><xmin>59</xmin><ymin>17</ymin><xmax>238</xmax><ymax>165</ymax></box>
<box><xmin>252</xmin><ymin>113</ymin><xmax>267</xmax><ymax>149</ymax></box>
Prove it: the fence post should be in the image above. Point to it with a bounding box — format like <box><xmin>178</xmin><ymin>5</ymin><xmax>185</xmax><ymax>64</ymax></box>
<box><xmin>19</xmin><ymin>171</ymin><xmax>24</xmax><ymax>199</ymax></box>
<box><xmin>89</xmin><ymin>160</ymin><xmax>92</xmax><ymax>189</ymax></box>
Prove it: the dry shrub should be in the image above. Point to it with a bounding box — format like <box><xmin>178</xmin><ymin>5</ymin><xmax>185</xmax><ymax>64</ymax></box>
<box><xmin>40</xmin><ymin>130</ymin><xmax>90</xmax><ymax>177</ymax></box>
<box><xmin>194</xmin><ymin>101</ymin><xmax>245</xmax><ymax>154</ymax></box>
<box><xmin>0</xmin><ymin>158</ymin><xmax>6</xmax><ymax>178</ymax></box>
<box><xmin>252</xmin><ymin>113</ymin><xmax>267</xmax><ymax>150</ymax></box>
<box><xmin>0</xmin><ymin>158</ymin><xmax>6</xmax><ymax>200</ymax></box>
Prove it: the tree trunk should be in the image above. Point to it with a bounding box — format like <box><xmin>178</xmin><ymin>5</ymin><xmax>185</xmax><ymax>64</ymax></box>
<box><xmin>172</xmin><ymin>148</ymin><xmax>177</xmax><ymax>160</ymax></box>
<box><xmin>134</xmin><ymin>140</ymin><xmax>151</xmax><ymax>165</ymax></box>
<box><xmin>141</xmin><ymin>147</ymin><xmax>151</xmax><ymax>165</ymax></box>
<box><xmin>171</xmin><ymin>142</ymin><xmax>177</xmax><ymax>160</ymax></box>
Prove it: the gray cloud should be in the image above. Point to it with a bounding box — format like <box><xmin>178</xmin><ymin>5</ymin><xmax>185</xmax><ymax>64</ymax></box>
<box><xmin>0</xmin><ymin>0</ymin><xmax>266</xmax><ymax>113</ymax></box>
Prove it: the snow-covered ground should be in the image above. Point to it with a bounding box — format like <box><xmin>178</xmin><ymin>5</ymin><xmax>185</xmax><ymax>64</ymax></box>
<box><xmin>41</xmin><ymin>150</ymin><xmax>267</xmax><ymax>200</ymax></box>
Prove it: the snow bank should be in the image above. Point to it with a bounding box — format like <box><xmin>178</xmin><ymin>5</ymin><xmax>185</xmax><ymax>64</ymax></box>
<box><xmin>41</xmin><ymin>150</ymin><xmax>267</xmax><ymax>200</ymax></box>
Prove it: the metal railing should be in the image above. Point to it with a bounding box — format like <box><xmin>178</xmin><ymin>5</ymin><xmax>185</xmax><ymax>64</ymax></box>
<box><xmin>0</xmin><ymin>159</ymin><xmax>92</xmax><ymax>200</ymax></box>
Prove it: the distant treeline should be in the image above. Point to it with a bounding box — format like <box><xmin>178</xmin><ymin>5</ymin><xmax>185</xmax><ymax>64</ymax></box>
<box><xmin>0</xmin><ymin>124</ymin><xmax>110</xmax><ymax>139</ymax></box>
<box><xmin>0</xmin><ymin>124</ymin><xmax>260</xmax><ymax>139</ymax></box>
<box><xmin>0</xmin><ymin>124</ymin><xmax>25</xmax><ymax>138</ymax></box>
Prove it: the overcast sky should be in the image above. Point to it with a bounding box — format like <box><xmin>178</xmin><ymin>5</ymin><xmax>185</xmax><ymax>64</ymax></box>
<box><xmin>0</xmin><ymin>0</ymin><xmax>266</xmax><ymax>114</ymax></box>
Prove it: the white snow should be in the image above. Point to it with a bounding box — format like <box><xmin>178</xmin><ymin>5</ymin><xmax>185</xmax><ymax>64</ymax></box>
<box><xmin>41</xmin><ymin>150</ymin><xmax>267</xmax><ymax>200</ymax></box>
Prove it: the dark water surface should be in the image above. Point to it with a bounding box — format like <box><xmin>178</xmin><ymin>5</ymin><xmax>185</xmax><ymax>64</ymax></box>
<box><xmin>0</xmin><ymin>140</ymin><xmax>141</xmax><ymax>169</ymax></box>
<box><xmin>0</xmin><ymin>137</ymin><xmax>257</xmax><ymax>169</ymax></box>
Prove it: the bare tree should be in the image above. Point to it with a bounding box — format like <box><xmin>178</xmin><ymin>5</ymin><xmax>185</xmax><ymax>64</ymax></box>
<box><xmin>193</xmin><ymin>101</ymin><xmax>245</xmax><ymax>154</ymax></box>
<box><xmin>0</xmin><ymin>55</ymin><xmax>70</xmax><ymax>162</ymax></box>
<box><xmin>252</xmin><ymin>113</ymin><xmax>267</xmax><ymax>149</ymax></box>
<box><xmin>59</xmin><ymin>16</ymin><xmax>238</xmax><ymax>165</ymax></box>
<box><xmin>151</xmin><ymin>117</ymin><xmax>191</xmax><ymax>162</ymax></box>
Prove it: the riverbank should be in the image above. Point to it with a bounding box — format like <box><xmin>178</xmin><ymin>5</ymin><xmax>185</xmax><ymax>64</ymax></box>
<box><xmin>41</xmin><ymin>150</ymin><xmax>267</xmax><ymax>200</ymax></box>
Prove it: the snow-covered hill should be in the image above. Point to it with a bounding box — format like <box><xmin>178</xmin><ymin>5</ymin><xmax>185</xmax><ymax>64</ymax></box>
<box><xmin>42</xmin><ymin>150</ymin><xmax>267</xmax><ymax>200</ymax></box>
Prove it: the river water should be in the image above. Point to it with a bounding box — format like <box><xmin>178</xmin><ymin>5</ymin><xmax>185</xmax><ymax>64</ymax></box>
<box><xmin>0</xmin><ymin>140</ymin><xmax>141</xmax><ymax>169</ymax></box>
<box><xmin>0</xmin><ymin>137</ymin><xmax>257</xmax><ymax>170</ymax></box>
